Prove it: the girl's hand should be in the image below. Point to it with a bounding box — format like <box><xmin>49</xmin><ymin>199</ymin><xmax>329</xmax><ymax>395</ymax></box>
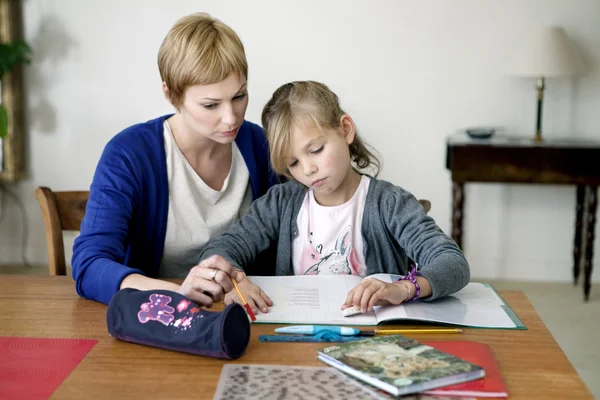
<box><xmin>341</xmin><ymin>278</ymin><xmax>409</xmax><ymax>313</ymax></box>
<box><xmin>224</xmin><ymin>270</ymin><xmax>273</xmax><ymax>314</ymax></box>
<box><xmin>178</xmin><ymin>255</ymin><xmax>237</xmax><ymax>308</ymax></box>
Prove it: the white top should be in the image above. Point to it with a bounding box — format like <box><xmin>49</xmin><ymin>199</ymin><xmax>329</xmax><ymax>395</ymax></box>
<box><xmin>159</xmin><ymin>121</ymin><xmax>252</xmax><ymax>277</ymax></box>
<box><xmin>292</xmin><ymin>175</ymin><xmax>370</xmax><ymax>277</ymax></box>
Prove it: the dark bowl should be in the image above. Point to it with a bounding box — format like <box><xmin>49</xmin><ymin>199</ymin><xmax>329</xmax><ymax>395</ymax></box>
<box><xmin>466</xmin><ymin>128</ymin><xmax>495</xmax><ymax>139</ymax></box>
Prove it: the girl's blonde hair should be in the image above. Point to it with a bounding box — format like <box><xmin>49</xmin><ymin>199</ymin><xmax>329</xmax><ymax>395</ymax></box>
<box><xmin>158</xmin><ymin>13</ymin><xmax>248</xmax><ymax>108</ymax></box>
<box><xmin>261</xmin><ymin>81</ymin><xmax>381</xmax><ymax>177</ymax></box>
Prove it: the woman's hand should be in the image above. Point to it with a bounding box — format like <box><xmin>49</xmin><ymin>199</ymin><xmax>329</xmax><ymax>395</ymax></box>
<box><xmin>224</xmin><ymin>271</ymin><xmax>273</xmax><ymax>314</ymax></box>
<box><xmin>178</xmin><ymin>255</ymin><xmax>237</xmax><ymax>308</ymax></box>
<box><xmin>341</xmin><ymin>278</ymin><xmax>410</xmax><ymax>313</ymax></box>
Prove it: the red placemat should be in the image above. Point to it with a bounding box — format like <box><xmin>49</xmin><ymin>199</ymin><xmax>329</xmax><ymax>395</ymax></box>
<box><xmin>0</xmin><ymin>337</ymin><xmax>97</xmax><ymax>400</ymax></box>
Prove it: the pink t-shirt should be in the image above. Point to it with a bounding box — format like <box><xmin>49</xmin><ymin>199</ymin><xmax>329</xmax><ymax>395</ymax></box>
<box><xmin>292</xmin><ymin>175</ymin><xmax>370</xmax><ymax>276</ymax></box>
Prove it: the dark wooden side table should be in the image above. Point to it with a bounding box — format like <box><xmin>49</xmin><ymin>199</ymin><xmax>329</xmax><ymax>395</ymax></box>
<box><xmin>446</xmin><ymin>134</ymin><xmax>600</xmax><ymax>301</ymax></box>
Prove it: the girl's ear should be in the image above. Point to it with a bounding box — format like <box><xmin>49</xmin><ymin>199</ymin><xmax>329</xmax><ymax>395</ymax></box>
<box><xmin>339</xmin><ymin>114</ymin><xmax>356</xmax><ymax>145</ymax></box>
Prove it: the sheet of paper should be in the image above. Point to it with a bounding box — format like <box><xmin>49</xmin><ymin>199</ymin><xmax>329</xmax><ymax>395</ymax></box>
<box><xmin>249</xmin><ymin>275</ymin><xmax>377</xmax><ymax>325</ymax></box>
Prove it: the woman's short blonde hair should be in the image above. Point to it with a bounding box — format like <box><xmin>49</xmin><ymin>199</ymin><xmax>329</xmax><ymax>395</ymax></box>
<box><xmin>158</xmin><ymin>13</ymin><xmax>248</xmax><ymax>108</ymax></box>
<box><xmin>261</xmin><ymin>81</ymin><xmax>381</xmax><ymax>178</ymax></box>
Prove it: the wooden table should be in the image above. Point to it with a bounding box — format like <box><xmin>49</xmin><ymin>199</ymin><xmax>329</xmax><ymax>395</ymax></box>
<box><xmin>446</xmin><ymin>134</ymin><xmax>600</xmax><ymax>301</ymax></box>
<box><xmin>0</xmin><ymin>276</ymin><xmax>592</xmax><ymax>399</ymax></box>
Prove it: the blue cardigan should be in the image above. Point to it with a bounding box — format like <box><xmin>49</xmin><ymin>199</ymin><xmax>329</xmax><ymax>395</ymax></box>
<box><xmin>72</xmin><ymin>115</ymin><xmax>278</xmax><ymax>304</ymax></box>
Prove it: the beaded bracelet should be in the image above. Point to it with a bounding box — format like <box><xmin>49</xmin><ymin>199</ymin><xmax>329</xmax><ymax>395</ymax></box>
<box><xmin>397</xmin><ymin>262</ymin><xmax>421</xmax><ymax>301</ymax></box>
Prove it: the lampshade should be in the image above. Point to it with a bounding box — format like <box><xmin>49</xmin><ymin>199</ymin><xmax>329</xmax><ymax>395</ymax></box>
<box><xmin>505</xmin><ymin>26</ymin><xmax>586</xmax><ymax>77</ymax></box>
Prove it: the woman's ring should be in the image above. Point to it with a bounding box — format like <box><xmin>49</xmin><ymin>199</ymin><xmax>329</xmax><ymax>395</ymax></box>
<box><xmin>211</xmin><ymin>269</ymin><xmax>218</xmax><ymax>281</ymax></box>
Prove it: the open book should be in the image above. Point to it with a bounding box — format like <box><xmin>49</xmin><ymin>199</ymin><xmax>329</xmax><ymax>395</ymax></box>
<box><xmin>248</xmin><ymin>274</ymin><xmax>525</xmax><ymax>329</ymax></box>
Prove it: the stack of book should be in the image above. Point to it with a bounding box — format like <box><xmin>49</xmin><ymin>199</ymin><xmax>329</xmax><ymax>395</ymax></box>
<box><xmin>318</xmin><ymin>335</ymin><xmax>508</xmax><ymax>398</ymax></box>
<box><xmin>215</xmin><ymin>275</ymin><xmax>515</xmax><ymax>398</ymax></box>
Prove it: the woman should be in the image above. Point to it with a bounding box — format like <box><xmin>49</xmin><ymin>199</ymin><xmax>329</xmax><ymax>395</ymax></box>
<box><xmin>72</xmin><ymin>13</ymin><xmax>278</xmax><ymax>305</ymax></box>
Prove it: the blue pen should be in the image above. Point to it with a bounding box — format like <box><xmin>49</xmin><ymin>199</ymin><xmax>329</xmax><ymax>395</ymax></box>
<box><xmin>274</xmin><ymin>325</ymin><xmax>373</xmax><ymax>336</ymax></box>
<box><xmin>259</xmin><ymin>335</ymin><xmax>365</xmax><ymax>343</ymax></box>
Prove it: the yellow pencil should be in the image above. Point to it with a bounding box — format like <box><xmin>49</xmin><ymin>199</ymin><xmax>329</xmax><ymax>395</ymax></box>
<box><xmin>373</xmin><ymin>328</ymin><xmax>463</xmax><ymax>335</ymax></box>
<box><xmin>232</xmin><ymin>279</ymin><xmax>256</xmax><ymax>322</ymax></box>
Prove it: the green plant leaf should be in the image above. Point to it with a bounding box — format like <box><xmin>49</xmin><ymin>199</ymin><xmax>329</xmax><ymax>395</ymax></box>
<box><xmin>0</xmin><ymin>39</ymin><xmax>32</xmax><ymax>79</ymax></box>
<box><xmin>0</xmin><ymin>104</ymin><xmax>8</xmax><ymax>138</ymax></box>
<box><xmin>0</xmin><ymin>38</ymin><xmax>31</xmax><ymax>137</ymax></box>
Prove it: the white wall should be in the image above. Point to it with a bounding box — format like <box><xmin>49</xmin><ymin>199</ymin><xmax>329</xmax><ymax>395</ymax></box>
<box><xmin>1</xmin><ymin>0</ymin><xmax>599</xmax><ymax>283</ymax></box>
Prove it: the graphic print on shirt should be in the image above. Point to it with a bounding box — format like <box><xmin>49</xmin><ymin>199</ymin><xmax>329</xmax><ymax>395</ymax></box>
<box><xmin>305</xmin><ymin>225</ymin><xmax>353</xmax><ymax>275</ymax></box>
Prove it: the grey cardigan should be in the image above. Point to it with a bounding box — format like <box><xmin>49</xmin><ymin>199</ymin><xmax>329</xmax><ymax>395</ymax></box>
<box><xmin>198</xmin><ymin>177</ymin><xmax>470</xmax><ymax>300</ymax></box>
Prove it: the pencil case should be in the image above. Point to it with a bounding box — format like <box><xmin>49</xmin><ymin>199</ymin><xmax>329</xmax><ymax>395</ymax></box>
<box><xmin>106</xmin><ymin>288</ymin><xmax>251</xmax><ymax>359</ymax></box>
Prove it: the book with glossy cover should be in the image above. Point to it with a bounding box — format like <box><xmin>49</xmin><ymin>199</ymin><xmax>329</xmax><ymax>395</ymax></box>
<box><xmin>318</xmin><ymin>335</ymin><xmax>485</xmax><ymax>397</ymax></box>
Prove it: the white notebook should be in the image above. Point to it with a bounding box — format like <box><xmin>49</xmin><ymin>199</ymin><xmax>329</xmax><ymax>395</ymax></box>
<box><xmin>248</xmin><ymin>274</ymin><xmax>525</xmax><ymax>329</ymax></box>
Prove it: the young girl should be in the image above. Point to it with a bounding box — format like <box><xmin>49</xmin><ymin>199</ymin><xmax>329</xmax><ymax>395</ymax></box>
<box><xmin>197</xmin><ymin>81</ymin><xmax>470</xmax><ymax>315</ymax></box>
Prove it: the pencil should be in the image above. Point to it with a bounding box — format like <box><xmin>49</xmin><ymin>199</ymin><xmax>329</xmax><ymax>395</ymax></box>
<box><xmin>372</xmin><ymin>328</ymin><xmax>463</xmax><ymax>335</ymax></box>
<box><xmin>232</xmin><ymin>279</ymin><xmax>256</xmax><ymax>322</ymax></box>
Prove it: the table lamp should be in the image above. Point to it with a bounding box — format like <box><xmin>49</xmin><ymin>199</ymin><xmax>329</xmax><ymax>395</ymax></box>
<box><xmin>505</xmin><ymin>26</ymin><xmax>586</xmax><ymax>141</ymax></box>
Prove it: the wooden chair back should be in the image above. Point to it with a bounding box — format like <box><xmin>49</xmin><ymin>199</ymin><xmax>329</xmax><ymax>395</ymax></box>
<box><xmin>34</xmin><ymin>187</ymin><xmax>89</xmax><ymax>275</ymax></box>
